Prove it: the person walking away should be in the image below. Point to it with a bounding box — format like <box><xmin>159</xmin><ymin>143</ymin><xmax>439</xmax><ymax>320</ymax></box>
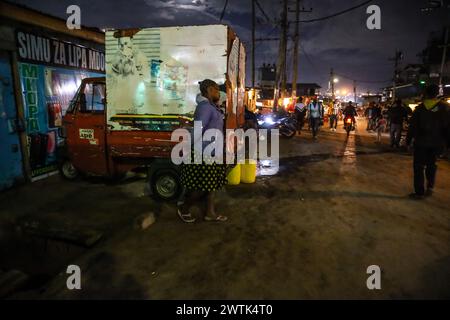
<box><xmin>294</xmin><ymin>97</ymin><xmax>306</xmax><ymax>134</ymax></box>
<box><xmin>388</xmin><ymin>99</ymin><xmax>408</xmax><ymax>148</ymax></box>
<box><xmin>365</xmin><ymin>102</ymin><xmax>374</xmax><ymax>131</ymax></box>
<box><xmin>177</xmin><ymin>79</ymin><xmax>228</xmax><ymax>222</ymax></box>
<box><xmin>375</xmin><ymin>114</ymin><xmax>387</xmax><ymax>144</ymax></box>
<box><xmin>307</xmin><ymin>96</ymin><xmax>324</xmax><ymax>139</ymax></box>
<box><xmin>381</xmin><ymin>106</ymin><xmax>389</xmax><ymax>133</ymax></box>
<box><xmin>337</xmin><ymin>101</ymin><xmax>343</xmax><ymax>122</ymax></box>
<box><xmin>373</xmin><ymin>103</ymin><xmax>382</xmax><ymax>128</ymax></box>
<box><xmin>244</xmin><ymin>105</ymin><xmax>258</xmax><ymax>130</ymax></box>
<box><xmin>329</xmin><ymin>100</ymin><xmax>339</xmax><ymax>132</ymax></box>
<box><xmin>405</xmin><ymin>84</ymin><xmax>450</xmax><ymax>199</ymax></box>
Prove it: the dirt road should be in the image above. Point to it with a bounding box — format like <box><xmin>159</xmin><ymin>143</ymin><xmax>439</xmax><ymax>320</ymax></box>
<box><xmin>3</xmin><ymin>118</ymin><xmax>449</xmax><ymax>299</ymax></box>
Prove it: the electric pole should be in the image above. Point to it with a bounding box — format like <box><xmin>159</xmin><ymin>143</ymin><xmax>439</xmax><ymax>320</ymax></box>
<box><xmin>282</xmin><ymin>47</ymin><xmax>289</xmax><ymax>100</ymax></box>
<box><xmin>252</xmin><ymin>0</ymin><xmax>256</xmax><ymax>88</ymax></box>
<box><xmin>390</xmin><ymin>50</ymin><xmax>403</xmax><ymax>102</ymax></box>
<box><xmin>280</xmin><ymin>0</ymin><xmax>288</xmax><ymax>100</ymax></box>
<box><xmin>353</xmin><ymin>80</ymin><xmax>357</xmax><ymax>104</ymax></box>
<box><xmin>291</xmin><ymin>0</ymin><xmax>300</xmax><ymax>98</ymax></box>
<box><xmin>290</xmin><ymin>0</ymin><xmax>312</xmax><ymax>99</ymax></box>
<box><xmin>273</xmin><ymin>0</ymin><xmax>288</xmax><ymax>111</ymax></box>
<box><xmin>438</xmin><ymin>26</ymin><xmax>449</xmax><ymax>95</ymax></box>
<box><xmin>330</xmin><ymin>68</ymin><xmax>335</xmax><ymax>100</ymax></box>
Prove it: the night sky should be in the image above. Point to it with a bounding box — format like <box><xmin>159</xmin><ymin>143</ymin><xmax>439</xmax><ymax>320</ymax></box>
<box><xmin>10</xmin><ymin>0</ymin><xmax>450</xmax><ymax>94</ymax></box>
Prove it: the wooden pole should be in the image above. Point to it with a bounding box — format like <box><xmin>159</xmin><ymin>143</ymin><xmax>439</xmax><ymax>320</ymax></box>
<box><xmin>252</xmin><ymin>0</ymin><xmax>256</xmax><ymax>89</ymax></box>
<box><xmin>291</xmin><ymin>0</ymin><xmax>300</xmax><ymax>98</ymax></box>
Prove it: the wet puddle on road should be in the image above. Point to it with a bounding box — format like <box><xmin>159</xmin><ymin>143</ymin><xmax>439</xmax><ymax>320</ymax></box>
<box><xmin>257</xmin><ymin>159</ymin><xmax>279</xmax><ymax>176</ymax></box>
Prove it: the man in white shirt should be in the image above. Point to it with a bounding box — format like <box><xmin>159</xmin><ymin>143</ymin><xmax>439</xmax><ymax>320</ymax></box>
<box><xmin>307</xmin><ymin>96</ymin><xmax>324</xmax><ymax>139</ymax></box>
<box><xmin>329</xmin><ymin>100</ymin><xmax>340</xmax><ymax>132</ymax></box>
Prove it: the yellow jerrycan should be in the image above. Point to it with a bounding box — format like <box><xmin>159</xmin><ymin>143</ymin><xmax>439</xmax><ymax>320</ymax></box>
<box><xmin>240</xmin><ymin>160</ymin><xmax>257</xmax><ymax>184</ymax></box>
<box><xmin>227</xmin><ymin>164</ymin><xmax>241</xmax><ymax>185</ymax></box>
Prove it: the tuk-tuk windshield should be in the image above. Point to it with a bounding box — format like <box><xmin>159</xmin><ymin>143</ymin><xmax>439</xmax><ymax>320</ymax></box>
<box><xmin>81</xmin><ymin>83</ymin><xmax>106</xmax><ymax>113</ymax></box>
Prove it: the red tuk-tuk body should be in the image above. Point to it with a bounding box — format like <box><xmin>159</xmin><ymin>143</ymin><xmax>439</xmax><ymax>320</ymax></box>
<box><xmin>60</xmin><ymin>77</ymin><xmax>192</xmax><ymax>199</ymax></box>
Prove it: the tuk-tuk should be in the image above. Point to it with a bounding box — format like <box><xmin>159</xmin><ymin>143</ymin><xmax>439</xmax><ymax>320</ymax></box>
<box><xmin>59</xmin><ymin>77</ymin><xmax>192</xmax><ymax>200</ymax></box>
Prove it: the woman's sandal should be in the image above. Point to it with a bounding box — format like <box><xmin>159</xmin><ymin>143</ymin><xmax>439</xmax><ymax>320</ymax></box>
<box><xmin>204</xmin><ymin>215</ymin><xmax>228</xmax><ymax>222</ymax></box>
<box><xmin>177</xmin><ymin>208</ymin><xmax>196</xmax><ymax>223</ymax></box>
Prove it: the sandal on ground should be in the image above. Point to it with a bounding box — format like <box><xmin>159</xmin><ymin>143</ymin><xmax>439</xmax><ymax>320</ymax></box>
<box><xmin>177</xmin><ymin>208</ymin><xmax>196</xmax><ymax>223</ymax></box>
<box><xmin>408</xmin><ymin>193</ymin><xmax>424</xmax><ymax>200</ymax></box>
<box><xmin>204</xmin><ymin>215</ymin><xmax>228</xmax><ymax>222</ymax></box>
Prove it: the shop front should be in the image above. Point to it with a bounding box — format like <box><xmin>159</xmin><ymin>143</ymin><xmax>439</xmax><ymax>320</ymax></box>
<box><xmin>0</xmin><ymin>1</ymin><xmax>105</xmax><ymax>189</ymax></box>
<box><xmin>16</xmin><ymin>30</ymin><xmax>105</xmax><ymax>179</ymax></box>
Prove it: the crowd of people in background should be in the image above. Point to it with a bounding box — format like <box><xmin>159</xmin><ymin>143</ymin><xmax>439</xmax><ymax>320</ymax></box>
<box><xmin>364</xmin><ymin>99</ymin><xmax>413</xmax><ymax>148</ymax></box>
<box><xmin>242</xmin><ymin>84</ymin><xmax>449</xmax><ymax>201</ymax></box>
<box><xmin>292</xmin><ymin>96</ymin><xmax>409</xmax><ymax>145</ymax></box>
<box><xmin>249</xmin><ymin>91</ymin><xmax>448</xmax><ymax>156</ymax></box>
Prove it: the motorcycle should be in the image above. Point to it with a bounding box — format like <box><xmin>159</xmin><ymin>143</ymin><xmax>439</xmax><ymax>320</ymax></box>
<box><xmin>343</xmin><ymin>115</ymin><xmax>355</xmax><ymax>136</ymax></box>
<box><xmin>257</xmin><ymin>113</ymin><xmax>297</xmax><ymax>138</ymax></box>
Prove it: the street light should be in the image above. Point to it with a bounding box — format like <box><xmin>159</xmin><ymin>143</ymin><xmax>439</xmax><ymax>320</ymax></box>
<box><xmin>333</xmin><ymin>78</ymin><xmax>339</xmax><ymax>83</ymax></box>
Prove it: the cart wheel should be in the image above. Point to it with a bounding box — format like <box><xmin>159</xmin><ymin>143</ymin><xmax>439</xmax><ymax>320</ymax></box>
<box><xmin>150</xmin><ymin>169</ymin><xmax>181</xmax><ymax>201</ymax></box>
<box><xmin>59</xmin><ymin>159</ymin><xmax>79</xmax><ymax>180</ymax></box>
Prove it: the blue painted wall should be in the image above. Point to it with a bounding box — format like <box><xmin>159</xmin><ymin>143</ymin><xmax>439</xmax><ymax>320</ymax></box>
<box><xmin>0</xmin><ymin>52</ymin><xmax>24</xmax><ymax>190</ymax></box>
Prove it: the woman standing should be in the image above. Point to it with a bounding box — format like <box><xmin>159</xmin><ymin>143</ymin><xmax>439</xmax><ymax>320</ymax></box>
<box><xmin>177</xmin><ymin>79</ymin><xmax>228</xmax><ymax>223</ymax></box>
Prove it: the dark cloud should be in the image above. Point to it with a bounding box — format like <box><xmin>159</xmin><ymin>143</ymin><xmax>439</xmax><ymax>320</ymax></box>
<box><xmin>9</xmin><ymin>0</ymin><xmax>449</xmax><ymax>92</ymax></box>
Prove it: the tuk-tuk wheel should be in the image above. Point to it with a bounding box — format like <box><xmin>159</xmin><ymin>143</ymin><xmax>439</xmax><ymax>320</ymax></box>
<box><xmin>150</xmin><ymin>169</ymin><xmax>180</xmax><ymax>201</ymax></box>
<box><xmin>60</xmin><ymin>160</ymin><xmax>79</xmax><ymax>180</ymax></box>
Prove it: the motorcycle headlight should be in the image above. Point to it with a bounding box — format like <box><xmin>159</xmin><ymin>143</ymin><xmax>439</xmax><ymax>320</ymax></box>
<box><xmin>265</xmin><ymin>117</ymin><xmax>275</xmax><ymax>125</ymax></box>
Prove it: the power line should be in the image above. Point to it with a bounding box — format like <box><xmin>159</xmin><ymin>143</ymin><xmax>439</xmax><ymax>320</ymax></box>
<box><xmin>254</xmin><ymin>0</ymin><xmax>271</xmax><ymax>23</ymax></box>
<box><xmin>256</xmin><ymin>27</ymin><xmax>282</xmax><ymax>41</ymax></box>
<box><xmin>335</xmin><ymin>72</ymin><xmax>391</xmax><ymax>84</ymax></box>
<box><xmin>298</xmin><ymin>43</ymin><xmax>332</xmax><ymax>84</ymax></box>
<box><xmin>299</xmin><ymin>0</ymin><xmax>373</xmax><ymax>23</ymax></box>
<box><xmin>220</xmin><ymin>0</ymin><xmax>272</xmax><ymax>24</ymax></box>
<box><xmin>299</xmin><ymin>43</ymin><xmax>323</xmax><ymax>74</ymax></box>
<box><xmin>254</xmin><ymin>25</ymin><xmax>279</xmax><ymax>49</ymax></box>
<box><xmin>299</xmin><ymin>43</ymin><xmax>390</xmax><ymax>84</ymax></box>
<box><xmin>220</xmin><ymin>0</ymin><xmax>229</xmax><ymax>21</ymax></box>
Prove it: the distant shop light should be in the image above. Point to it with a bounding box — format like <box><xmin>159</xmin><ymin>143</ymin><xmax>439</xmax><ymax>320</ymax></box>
<box><xmin>256</xmin><ymin>101</ymin><xmax>263</xmax><ymax>107</ymax></box>
<box><xmin>419</xmin><ymin>80</ymin><xmax>426</xmax><ymax>85</ymax></box>
<box><xmin>409</xmin><ymin>103</ymin><xmax>418</xmax><ymax>111</ymax></box>
<box><xmin>445</xmin><ymin>84</ymin><xmax>450</xmax><ymax>88</ymax></box>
